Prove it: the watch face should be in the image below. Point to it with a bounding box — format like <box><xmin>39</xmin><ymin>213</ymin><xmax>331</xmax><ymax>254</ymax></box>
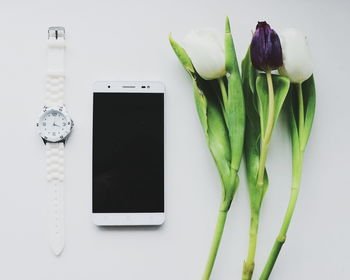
<box><xmin>38</xmin><ymin>107</ymin><xmax>73</xmax><ymax>142</ymax></box>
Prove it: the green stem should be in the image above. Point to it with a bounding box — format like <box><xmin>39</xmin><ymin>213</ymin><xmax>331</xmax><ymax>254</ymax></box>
<box><xmin>218</xmin><ymin>78</ymin><xmax>228</xmax><ymax>109</ymax></box>
<box><xmin>259</xmin><ymin>156</ymin><xmax>303</xmax><ymax>280</ymax></box>
<box><xmin>202</xmin><ymin>208</ymin><xmax>228</xmax><ymax>280</ymax></box>
<box><xmin>260</xmin><ymin>84</ymin><xmax>306</xmax><ymax>279</ymax></box>
<box><xmin>257</xmin><ymin>71</ymin><xmax>275</xmax><ymax>187</ymax></box>
<box><xmin>242</xmin><ymin>213</ymin><xmax>259</xmax><ymax>280</ymax></box>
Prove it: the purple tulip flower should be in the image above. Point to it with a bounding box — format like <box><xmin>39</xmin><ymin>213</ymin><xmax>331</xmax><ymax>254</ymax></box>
<box><xmin>250</xmin><ymin>21</ymin><xmax>283</xmax><ymax>72</ymax></box>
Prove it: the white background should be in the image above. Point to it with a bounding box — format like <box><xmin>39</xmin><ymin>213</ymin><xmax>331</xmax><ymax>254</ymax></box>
<box><xmin>0</xmin><ymin>0</ymin><xmax>349</xmax><ymax>279</ymax></box>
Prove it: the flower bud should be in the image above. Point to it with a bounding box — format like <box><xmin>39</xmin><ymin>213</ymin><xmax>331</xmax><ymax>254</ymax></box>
<box><xmin>250</xmin><ymin>21</ymin><xmax>283</xmax><ymax>72</ymax></box>
<box><xmin>182</xmin><ymin>29</ymin><xmax>226</xmax><ymax>80</ymax></box>
<box><xmin>278</xmin><ymin>28</ymin><xmax>313</xmax><ymax>83</ymax></box>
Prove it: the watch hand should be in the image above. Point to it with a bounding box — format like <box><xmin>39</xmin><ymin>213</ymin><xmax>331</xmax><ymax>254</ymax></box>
<box><xmin>53</xmin><ymin>116</ymin><xmax>61</xmax><ymax>127</ymax></box>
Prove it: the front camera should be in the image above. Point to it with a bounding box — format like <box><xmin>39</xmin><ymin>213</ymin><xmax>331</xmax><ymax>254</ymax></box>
<box><xmin>108</xmin><ymin>85</ymin><xmax>111</xmax><ymax>88</ymax></box>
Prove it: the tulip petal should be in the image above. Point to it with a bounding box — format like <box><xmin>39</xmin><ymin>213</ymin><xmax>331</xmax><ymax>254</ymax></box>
<box><xmin>182</xmin><ymin>29</ymin><xmax>226</xmax><ymax>80</ymax></box>
<box><xmin>279</xmin><ymin>28</ymin><xmax>313</xmax><ymax>83</ymax></box>
<box><xmin>250</xmin><ymin>21</ymin><xmax>283</xmax><ymax>72</ymax></box>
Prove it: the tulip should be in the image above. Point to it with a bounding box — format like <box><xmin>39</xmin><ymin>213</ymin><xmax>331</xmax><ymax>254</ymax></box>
<box><xmin>250</xmin><ymin>21</ymin><xmax>283</xmax><ymax>72</ymax></box>
<box><xmin>260</xmin><ymin>48</ymin><xmax>315</xmax><ymax>280</ymax></box>
<box><xmin>242</xmin><ymin>21</ymin><xmax>290</xmax><ymax>280</ymax></box>
<box><xmin>170</xmin><ymin>18</ymin><xmax>245</xmax><ymax>280</ymax></box>
<box><xmin>182</xmin><ymin>29</ymin><xmax>226</xmax><ymax>80</ymax></box>
<box><xmin>279</xmin><ymin>28</ymin><xmax>313</xmax><ymax>83</ymax></box>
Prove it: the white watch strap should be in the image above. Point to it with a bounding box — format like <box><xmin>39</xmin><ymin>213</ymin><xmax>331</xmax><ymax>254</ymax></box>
<box><xmin>45</xmin><ymin>27</ymin><xmax>66</xmax><ymax>255</ymax></box>
<box><xmin>46</xmin><ymin>142</ymin><xmax>65</xmax><ymax>255</ymax></box>
<box><xmin>46</xmin><ymin>28</ymin><xmax>65</xmax><ymax>107</ymax></box>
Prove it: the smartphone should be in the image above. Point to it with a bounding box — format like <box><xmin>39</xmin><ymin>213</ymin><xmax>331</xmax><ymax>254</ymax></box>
<box><xmin>92</xmin><ymin>81</ymin><xmax>165</xmax><ymax>226</ymax></box>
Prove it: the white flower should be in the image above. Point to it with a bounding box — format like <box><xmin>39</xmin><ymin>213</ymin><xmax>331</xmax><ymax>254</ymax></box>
<box><xmin>182</xmin><ymin>29</ymin><xmax>226</xmax><ymax>80</ymax></box>
<box><xmin>279</xmin><ymin>28</ymin><xmax>313</xmax><ymax>83</ymax></box>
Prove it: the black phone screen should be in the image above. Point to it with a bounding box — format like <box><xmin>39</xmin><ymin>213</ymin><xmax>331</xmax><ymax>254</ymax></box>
<box><xmin>93</xmin><ymin>92</ymin><xmax>164</xmax><ymax>213</ymax></box>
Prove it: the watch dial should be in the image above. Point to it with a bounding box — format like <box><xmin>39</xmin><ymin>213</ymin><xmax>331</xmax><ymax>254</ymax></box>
<box><xmin>38</xmin><ymin>109</ymin><xmax>72</xmax><ymax>142</ymax></box>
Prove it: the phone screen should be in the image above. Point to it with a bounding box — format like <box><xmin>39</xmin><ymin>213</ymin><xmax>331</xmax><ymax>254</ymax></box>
<box><xmin>93</xmin><ymin>91</ymin><xmax>164</xmax><ymax>213</ymax></box>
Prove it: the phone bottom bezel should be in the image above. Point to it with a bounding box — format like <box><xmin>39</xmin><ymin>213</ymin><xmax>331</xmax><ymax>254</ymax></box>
<box><xmin>92</xmin><ymin>212</ymin><xmax>165</xmax><ymax>226</ymax></box>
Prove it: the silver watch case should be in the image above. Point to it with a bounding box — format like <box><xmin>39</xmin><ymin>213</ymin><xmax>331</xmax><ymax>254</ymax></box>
<box><xmin>37</xmin><ymin>105</ymin><xmax>74</xmax><ymax>144</ymax></box>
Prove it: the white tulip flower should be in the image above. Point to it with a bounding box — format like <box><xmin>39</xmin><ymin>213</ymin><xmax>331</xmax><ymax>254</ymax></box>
<box><xmin>279</xmin><ymin>28</ymin><xmax>313</xmax><ymax>83</ymax></box>
<box><xmin>182</xmin><ymin>29</ymin><xmax>226</xmax><ymax>80</ymax></box>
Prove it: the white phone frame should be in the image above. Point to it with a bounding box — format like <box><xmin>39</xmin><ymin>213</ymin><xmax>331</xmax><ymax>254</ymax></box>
<box><xmin>92</xmin><ymin>81</ymin><xmax>165</xmax><ymax>226</ymax></box>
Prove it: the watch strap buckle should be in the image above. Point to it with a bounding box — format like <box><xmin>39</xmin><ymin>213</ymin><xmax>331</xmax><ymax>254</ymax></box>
<box><xmin>48</xmin><ymin>26</ymin><xmax>65</xmax><ymax>39</ymax></box>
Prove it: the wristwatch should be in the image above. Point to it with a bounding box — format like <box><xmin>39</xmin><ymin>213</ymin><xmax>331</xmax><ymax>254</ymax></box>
<box><xmin>37</xmin><ymin>27</ymin><xmax>74</xmax><ymax>256</ymax></box>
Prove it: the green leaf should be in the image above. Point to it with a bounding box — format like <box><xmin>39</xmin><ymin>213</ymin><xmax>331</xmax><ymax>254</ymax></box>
<box><xmin>207</xmin><ymin>95</ymin><xmax>231</xmax><ymax>180</ymax></box>
<box><xmin>192</xmin><ymin>77</ymin><xmax>231</xmax><ymax>189</ymax></box>
<box><xmin>224</xmin><ymin>17</ymin><xmax>245</xmax><ymax>171</ymax></box>
<box><xmin>273</xmin><ymin>76</ymin><xmax>290</xmax><ymax>126</ymax></box>
<box><xmin>192</xmin><ymin>79</ymin><xmax>209</xmax><ymax>140</ymax></box>
<box><xmin>301</xmin><ymin>75</ymin><xmax>316</xmax><ymax>149</ymax></box>
<box><xmin>225</xmin><ymin>17</ymin><xmax>240</xmax><ymax>78</ymax></box>
<box><xmin>242</xmin><ymin>48</ymin><xmax>269</xmax><ymax>212</ymax></box>
<box><xmin>242</xmin><ymin>48</ymin><xmax>259</xmax><ymax>131</ymax></box>
<box><xmin>287</xmin><ymin>89</ymin><xmax>301</xmax><ymax>170</ymax></box>
<box><xmin>287</xmin><ymin>75</ymin><xmax>316</xmax><ymax>156</ymax></box>
<box><xmin>169</xmin><ymin>34</ymin><xmax>195</xmax><ymax>74</ymax></box>
<box><xmin>242</xmin><ymin>48</ymin><xmax>260</xmax><ymax>168</ymax></box>
<box><xmin>256</xmin><ymin>74</ymin><xmax>290</xmax><ymax>136</ymax></box>
<box><xmin>248</xmin><ymin>72</ymin><xmax>288</xmax><ymax>212</ymax></box>
<box><xmin>256</xmin><ymin>75</ymin><xmax>269</xmax><ymax>138</ymax></box>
